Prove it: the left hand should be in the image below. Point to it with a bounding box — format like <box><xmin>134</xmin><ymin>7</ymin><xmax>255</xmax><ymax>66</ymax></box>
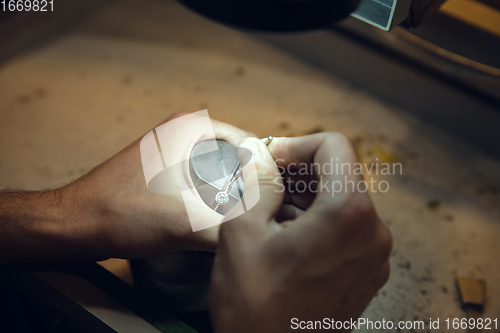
<box><xmin>63</xmin><ymin>111</ymin><xmax>256</xmax><ymax>260</ymax></box>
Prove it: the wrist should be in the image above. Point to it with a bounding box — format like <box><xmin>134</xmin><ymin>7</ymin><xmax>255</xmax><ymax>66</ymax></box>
<box><xmin>57</xmin><ymin>177</ymin><xmax>112</xmax><ymax>261</ymax></box>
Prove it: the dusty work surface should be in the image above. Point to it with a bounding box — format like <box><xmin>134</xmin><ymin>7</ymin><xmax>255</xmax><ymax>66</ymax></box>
<box><xmin>0</xmin><ymin>0</ymin><xmax>499</xmax><ymax>331</ymax></box>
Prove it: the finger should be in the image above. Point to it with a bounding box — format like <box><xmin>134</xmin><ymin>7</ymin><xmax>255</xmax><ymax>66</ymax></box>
<box><xmin>275</xmin><ymin>204</ymin><xmax>303</xmax><ymax>223</ymax></box>
<box><xmin>269</xmin><ymin>135</ymin><xmax>329</xmax><ymax>166</ymax></box>
<box><xmin>211</xmin><ymin>119</ymin><xmax>258</xmax><ymax>146</ymax></box>
<box><xmin>157</xmin><ymin>113</ymin><xmax>255</xmax><ymax>147</ymax></box>
<box><xmin>224</xmin><ymin>138</ymin><xmax>284</xmax><ymax>231</ymax></box>
<box><xmin>270</xmin><ymin>133</ymin><xmax>362</xmax><ymax>209</ymax></box>
<box><xmin>282</xmin><ymin>172</ymin><xmax>317</xmax><ymax>210</ymax></box>
<box><xmin>289</xmin><ymin>190</ymin><xmax>316</xmax><ymax>210</ymax></box>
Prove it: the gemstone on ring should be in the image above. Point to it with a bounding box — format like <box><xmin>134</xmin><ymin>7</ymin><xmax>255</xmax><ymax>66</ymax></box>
<box><xmin>215</xmin><ymin>191</ymin><xmax>230</xmax><ymax>205</ymax></box>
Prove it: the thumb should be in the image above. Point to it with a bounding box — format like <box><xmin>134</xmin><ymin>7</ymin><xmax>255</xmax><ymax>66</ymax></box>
<box><xmin>236</xmin><ymin>137</ymin><xmax>284</xmax><ymax>224</ymax></box>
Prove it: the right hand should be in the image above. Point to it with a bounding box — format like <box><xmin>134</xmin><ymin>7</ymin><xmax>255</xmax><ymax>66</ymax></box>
<box><xmin>209</xmin><ymin>133</ymin><xmax>392</xmax><ymax>333</ymax></box>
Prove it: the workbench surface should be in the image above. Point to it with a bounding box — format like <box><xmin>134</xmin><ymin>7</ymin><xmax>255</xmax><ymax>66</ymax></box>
<box><xmin>0</xmin><ymin>0</ymin><xmax>499</xmax><ymax>332</ymax></box>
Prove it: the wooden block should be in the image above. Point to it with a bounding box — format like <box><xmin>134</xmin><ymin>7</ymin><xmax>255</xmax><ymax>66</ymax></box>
<box><xmin>457</xmin><ymin>277</ymin><xmax>486</xmax><ymax>309</ymax></box>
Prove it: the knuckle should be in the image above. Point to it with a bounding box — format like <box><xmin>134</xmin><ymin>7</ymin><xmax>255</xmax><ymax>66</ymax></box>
<box><xmin>355</xmin><ymin>194</ymin><xmax>376</xmax><ymax>220</ymax></box>
<box><xmin>327</xmin><ymin>131</ymin><xmax>350</xmax><ymax>144</ymax></box>
<box><xmin>324</xmin><ymin>132</ymin><xmax>358</xmax><ymax>161</ymax></box>
<box><xmin>326</xmin><ymin>132</ymin><xmax>355</xmax><ymax>151</ymax></box>
<box><xmin>332</xmin><ymin>194</ymin><xmax>392</xmax><ymax>257</ymax></box>
<box><xmin>215</xmin><ymin>125</ymin><xmax>249</xmax><ymax>145</ymax></box>
<box><xmin>338</xmin><ymin>193</ymin><xmax>377</xmax><ymax>228</ymax></box>
<box><xmin>316</xmin><ymin>193</ymin><xmax>378</xmax><ymax>245</ymax></box>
